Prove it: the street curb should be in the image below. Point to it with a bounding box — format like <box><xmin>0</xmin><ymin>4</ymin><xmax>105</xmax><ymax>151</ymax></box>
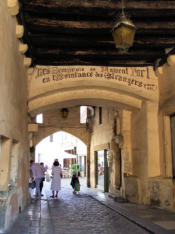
<box><xmin>85</xmin><ymin>189</ymin><xmax>173</xmax><ymax>234</ymax></box>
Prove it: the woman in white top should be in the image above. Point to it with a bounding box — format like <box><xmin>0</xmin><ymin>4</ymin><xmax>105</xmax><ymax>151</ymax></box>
<box><xmin>50</xmin><ymin>160</ymin><xmax>62</xmax><ymax>198</ymax></box>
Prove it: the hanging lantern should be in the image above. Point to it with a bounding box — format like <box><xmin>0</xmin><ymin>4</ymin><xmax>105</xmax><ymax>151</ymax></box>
<box><xmin>112</xmin><ymin>13</ymin><xmax>136</xmax><ymax>52</ymax></box>
<box><xmin>61</xmin><ymin>108</ymin><xmax>69</xmax><ymax>119</ymax></box>
<box><xmin>112</xmin><ymin>0</ymin><xmax>136</xmax><ymax>52</ymax></box>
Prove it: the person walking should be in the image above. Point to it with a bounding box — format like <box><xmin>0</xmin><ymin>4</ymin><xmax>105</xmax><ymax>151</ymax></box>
<box><xmin>40</xmin><ymin>162</ymin><xmax>46</xmax><ymax>196</ymax></box>
<box><xmin>71</xmin><ymin>172</ymin><xmax>80</xmax><ymax>195</ymax></box>
<box><xmin>50</xmin><ymin>160</ymin><xmax>62</xmax><ymax>198</ymax></box>
<box><xmin>30</xmin><ymin>160</ymin><xmax>44</xmax><ymax>199</ymax></box>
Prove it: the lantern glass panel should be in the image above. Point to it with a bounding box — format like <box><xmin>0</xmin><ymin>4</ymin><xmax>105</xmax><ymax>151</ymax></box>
<box><xmin>112</xmin><ymin>24</ymin><xmax>136</xmax><ymax>50</ymax></box>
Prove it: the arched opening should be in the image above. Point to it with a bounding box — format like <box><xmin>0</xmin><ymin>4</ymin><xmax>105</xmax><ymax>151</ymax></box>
<box><xmin>31</xmin><ymin>131</ymin><xmax>87</xmax><ymax>198</ymax></box>
<box><xmin>35</xmin><ymin>131</ymin><xmax>87</xmax><ymax>177</ymax></box>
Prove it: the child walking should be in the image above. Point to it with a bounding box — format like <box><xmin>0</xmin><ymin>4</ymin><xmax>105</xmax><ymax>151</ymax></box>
<box><xmin>71</xmin><ymin>173</ymin><xmax>80</xmax><ymax>195</ymax></box>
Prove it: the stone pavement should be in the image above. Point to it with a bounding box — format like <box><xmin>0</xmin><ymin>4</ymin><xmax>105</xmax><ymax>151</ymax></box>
<box><xmin>4</xmin><ymin>178</ymin><xmax>175</xmax><ymax>234</ymax></box>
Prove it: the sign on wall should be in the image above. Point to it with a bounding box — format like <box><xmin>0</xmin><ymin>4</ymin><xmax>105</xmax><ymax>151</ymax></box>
<box><xmin>28</xmin><ymin>65</ymin><xmax>158</xmax><ymax>100</ymax></box>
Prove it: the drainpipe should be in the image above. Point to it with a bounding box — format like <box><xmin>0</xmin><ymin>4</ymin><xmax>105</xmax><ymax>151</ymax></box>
<box><xmin>87</xmin><ymin>144</ymin><xmax>90</xmax><ymax>187</ymax></box>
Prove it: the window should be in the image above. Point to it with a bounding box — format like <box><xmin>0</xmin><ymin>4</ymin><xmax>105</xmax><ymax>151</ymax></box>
<box><xmin>80</xmin><ymin>106</ymin><xmax>87</xmax><ymax>124</ymax></box>
<box><xmin>170</xmin><ymin>114</ymin><xmax>175</xmax><ymax>177</ymax></box>
<box><xmin>99</xmin><ymin>107</ymin><xmax>102</xmax><ymax>125</ymax></box>
<box><xmin>36</xmin><ymin>113</ymin><xmax>43</xmax><ymax>124</ymax></box>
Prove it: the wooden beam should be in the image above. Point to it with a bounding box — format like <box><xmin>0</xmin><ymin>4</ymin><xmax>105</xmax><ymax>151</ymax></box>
<box><xmin>23</xmin><ymin>5</ymin><xmax>175</xmax><ymax>20</ymax></box>
<box><xmin>32</xmin><ymin>48</ymin><xmax>163</xmax><ymax>58</ymax></box>
<box><xmin>25</xmin><ymin>17</ymin><xmax>175</xmax><ymax>31</ymax></box>
<box><xmin>33</xmin><ymin>58</ymin><xmax>153</xmax><ymax>67</ymax></box>
<box><xmin>135</xmin><ymin>37</ymin><xmax>175</xmax><ymax>48</ymax></box>
<box><xmin>20</xmin><ymin>0</ymin><xmax>175</xmax><ymax>68</ymax></box>
<box><xmin>22</xmin><ymin>0</ymin><xmax>175</xmax><ymax>11</ymax></box>
<box><xmin>29</xmin><ymin>35</ymin><xmax>114</xmax><ymax>49</ymax></box>
<box><xmin>28</xmin><ymin>34</ymin><xmax>175</xmax><ymax>49</ymax></box>
<box><xmin>29</xmin><ymin>33</ymin><xmax>113</xmax><ymax>42</ymax></box>
<box><xmin>32</xmin><ymin>54</ymin><xmax>161</xmax><ymax>66</ymax></box>
<box><xmin>30</xmin><ymin>33</ymin><xmax>175</xmax><ymax>45</ymax></box>
<box><xmin>26</xmin><ymin>23</ymin><xmax>175</xmax><ymax>37</ymax></box>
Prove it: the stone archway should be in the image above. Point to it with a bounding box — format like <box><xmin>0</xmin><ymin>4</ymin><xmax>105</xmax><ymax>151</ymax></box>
<box><xmin>32</xmin><ymin>120</ymin><xmax>91</xmax><ymax>186</ymax></box>
<box><xmin>27</xmin><ymin>65</ymin><xmax>158</xmax><ymax>116</ymax></box>
<box><xmin>33</xmin><ymin>128</ymin><xmax>89</xmax><ymax>147</ymax></box>
<box><xmin>27</xmin><ymin>65</ymin><xmax>163</xmax><ymax>206</ymax></box>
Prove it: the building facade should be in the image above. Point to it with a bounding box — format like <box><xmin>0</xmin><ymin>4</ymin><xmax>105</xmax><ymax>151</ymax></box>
<box><xmin>1</xmin><ymin>0</ymin><xmax>175</xmax><ymax>232</ymax></box>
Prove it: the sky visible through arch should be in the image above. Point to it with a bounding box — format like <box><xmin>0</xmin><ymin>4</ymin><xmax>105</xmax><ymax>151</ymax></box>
<box><xmin>35</xmin><ymin>131</ymin><xmax>87</xmax><ymax>169</ymax></box>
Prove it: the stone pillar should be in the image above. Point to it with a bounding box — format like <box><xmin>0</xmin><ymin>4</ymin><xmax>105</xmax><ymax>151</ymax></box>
<box><xmin>147</xmin><ymin>102</ymin><xmax>161</xmax><ymax>177</ymax></box>
<box><xmin>0</xmin><ymin>138</ymin><xmax>12</xmax><ymax>191</ymax></box>
<box><xmin>123</xmin><ymin>105</ymin><xmax>149</xmax><ymax>203</ymax></box>
<box><xmin>164</xmin><ymin>116</ymin><xmax>173</xmax><ymax>177</ymax></box>
<box><xmin>110</xmin><ymin>138</ymin><xmax>121</xmax><ymax>190</ymax></box>
<box><xmin>87</xmin><ymin>144</ymin><xmax>90</xmax><ymax>187</ymax></box>
<box><xmin>122</xmin><ymin>110</ymin><xmax>133</xmax><ymax>175</ymax></box>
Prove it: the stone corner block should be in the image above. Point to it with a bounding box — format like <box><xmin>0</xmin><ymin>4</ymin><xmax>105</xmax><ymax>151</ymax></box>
<box><xmin>24</xmin><ymin>57</ymin><xmax>32</xmax><ymax>67</ymax></box>
<box><xmin>7</xmin><ymin>0</ymin><xmax>19</xmax><ymax>16</ymax></box>
<box><xmin>155</xmin><ymin>66</ymin><xmax>163</xmax><ymax>77</ymax></box>
<box><xmin>16</xmin><ymin>25</ymin><xmax>24</xmax><ymax>38</ymax></box>
<box><xmin>19</xmin><ymin>43</ymin><xmax>28</xmax><ymax>54</ymax></box>
<box><xmin>167</xmin><ymin>55</ymin><xmax>175</xmax><ymax>66</ymax></box>
<box><xmin>27</xmin><ymin>68</ymin><xmax>34</xmax><ymax>75</ymax></box>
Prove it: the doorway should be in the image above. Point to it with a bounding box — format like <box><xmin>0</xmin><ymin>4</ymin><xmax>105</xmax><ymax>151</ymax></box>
<box><xmin>95</xmin><ymin>149</ymin><xmax>109</xmax><ymax>192</ymax></box>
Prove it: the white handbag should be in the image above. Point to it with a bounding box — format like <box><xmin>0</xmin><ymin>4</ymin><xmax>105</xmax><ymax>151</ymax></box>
<box><xmin>45</xmin><ymin>173</ymin><xmax>51</xmax><ymax>182</ymax></box>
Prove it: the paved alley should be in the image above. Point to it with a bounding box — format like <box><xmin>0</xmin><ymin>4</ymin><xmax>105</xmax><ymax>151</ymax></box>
<box><xmin>5</xmin><ymin>179</ymin><xmax>175</xmax><ymax>234</ymax></box>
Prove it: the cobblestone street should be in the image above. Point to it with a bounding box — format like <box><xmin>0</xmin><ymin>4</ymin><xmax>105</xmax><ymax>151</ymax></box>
<box><xmin>6</xmin><ymin>179</ymin><xmax>145</xmax><ymax>234</ymax></box>
<box><xmin>5</xmin><ymin>178</ymin><xmax>174</xmax><ymax>234</ymax></box>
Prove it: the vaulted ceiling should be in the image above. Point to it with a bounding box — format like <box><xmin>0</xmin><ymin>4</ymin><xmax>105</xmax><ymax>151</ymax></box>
<box><xmin>18</xmin><ymin>0</ymin><xmax>175</xmax><ymax>67</ymax></box>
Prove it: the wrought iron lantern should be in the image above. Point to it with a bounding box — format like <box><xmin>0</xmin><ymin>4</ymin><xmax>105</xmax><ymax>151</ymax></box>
<box><xmin>61</xmin><ymin>108</ymin><xmax>69</xmax><ymax>119</ymax></box>
<box><xmin>112</xmin><ymin>0</ymin><xmax>136</xmax><ymax>52</ymax></box>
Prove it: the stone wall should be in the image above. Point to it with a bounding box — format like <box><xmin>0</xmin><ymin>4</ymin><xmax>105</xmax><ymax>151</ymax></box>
<box><xmin>123</xmin><ymin>101</ymin><xmax>163</xmax><ymax>206</ymax></box>
<box><xmin>149</xmin><ymin>178</ymin><xmax>174</xmax><ymax>208</ymax></box>
<box><xmin>151</xmin><ymin>59</ymin><xmax>175</xmax><ymax>210</ymax></box>
<box><xmin>121</xmin><ymin>60</ymin><xmax>175</xmax><ymax>210</ymax></box>
<box><xmin>158</xmin><ymin>56</ymin><xmax>175</xmax><ymax>114</ymax></box>
<box><xmin>0</xmin><ymin>1</ymin><xmax>28</xmax><ymax>232</ymax></box>
<box><xmin>32</xmin><ymin>107</ymin><xmax>91</xmax><ymax>147</ymax></box>
<box><xmin>124</xmin><ymin>103</ymin><xmax>149</xmax><ymax>204</ymax></box>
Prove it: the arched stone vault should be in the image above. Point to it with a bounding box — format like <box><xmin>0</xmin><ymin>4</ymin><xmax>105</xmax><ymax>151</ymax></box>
<box><xmin>29</xmin><ymin>88</ymin><xmax>143</xmax><ymax>116</ymax></box>
<box><xmin>27</xmin><ymin>65</ymin><xmax>158</xmax><ymax>116</ymax></box>
<box><xmin>33</xmin><ymin>127</ymin><xmax>90</xmax><ymax>147</ymax></box>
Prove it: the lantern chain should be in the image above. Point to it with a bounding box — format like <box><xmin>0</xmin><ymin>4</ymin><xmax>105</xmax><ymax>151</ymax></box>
<box><xmin>121</xmin><ymin>0</ymin><xmax>125</xmax><ymax>16</ymax></box>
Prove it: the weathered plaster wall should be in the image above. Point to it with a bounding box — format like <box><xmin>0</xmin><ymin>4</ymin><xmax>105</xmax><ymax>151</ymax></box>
<box><xmin>32</xmin><ymin>107</ymin><xmax>91</xmax><ymax>147</ymax></box>
<box><xmin>125</xmin><ymin>103</ymin><xmax>148</xmax><ymax>204</ymax></box>
<box><xmin>151</xmin><ymin>60</ymin><xmax>175</xmax><ymax>210</ymax></box>
<box><xmin>158</xmin><ymin>56</ymin><xmax>175</xmax><ymax>114</ymax></box>
<box><xmin>122</xmin><ymin>60</ymin><xmax>175</xmax><ymax>210</ymax></box>
<box><xmin>0</xmin><ymin>1</ymin><xmax>28</xmax><ymax>232</ymax></box>
<box><xmin>27</xmin><ymin>66</ymin><xmax>158</xmax><ymax>115</ymax></box>
<box><xmin>149</xmin><ymin>178</ymin><xmax>174</xmax><ymax>209</ymax></box>
<box><xmin>123</xmin><ymin>100</ymin><xmax>163</xmax><ymax>205</ymax></box>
